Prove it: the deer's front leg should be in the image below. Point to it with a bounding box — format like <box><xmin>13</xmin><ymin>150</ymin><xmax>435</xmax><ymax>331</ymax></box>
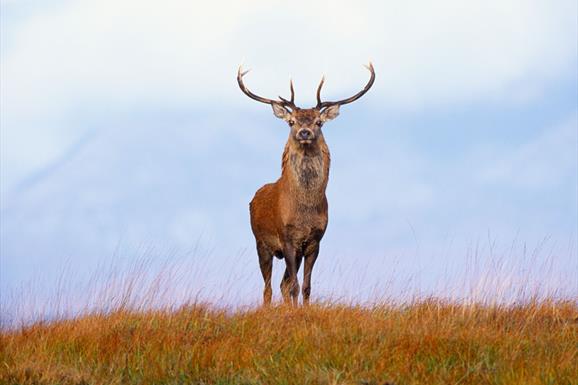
<box><xmin>302</xmin><ymin>244</ymin><xmax>319</xmax><ymax>305</ymax></box>
<box><xmin>280</xmin><ymin>243</ymin><xmax>300</xmax><ymax>306</ymax></box>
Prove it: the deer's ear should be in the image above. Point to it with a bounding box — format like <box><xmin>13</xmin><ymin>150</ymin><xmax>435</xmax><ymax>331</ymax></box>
<box><xmin>272</xmin><ymin>104</ymin><xmax>291</xmax><ymax>120</ymax></box>
<box><xmin>320</xmin><ymin>105</ymin><xmax>340</xmax><ymax>121</ymax></box>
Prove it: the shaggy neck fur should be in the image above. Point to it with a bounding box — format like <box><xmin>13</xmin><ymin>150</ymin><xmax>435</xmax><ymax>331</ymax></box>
<box><xmin>281</xmin><ymin>137</ymin><xmax>330</xmax><ymax>207</ymax></box>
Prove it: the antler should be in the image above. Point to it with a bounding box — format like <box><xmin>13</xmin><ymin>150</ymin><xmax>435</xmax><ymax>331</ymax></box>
<box><xmin>237</xmin><ymin>66</ymin><xmax>296</xmax><ymax>110</ymax></box>
<box><xmin>316</xmin><ymin>62</ymin><xmax>375</xmax><ymax>110</ymax></box>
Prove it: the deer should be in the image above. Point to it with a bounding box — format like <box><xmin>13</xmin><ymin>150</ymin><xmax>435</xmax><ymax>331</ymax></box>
<box><xmin>237</xmin><ymin>63</ymin><xmax>375</xmax><ymax>306</ymax></box>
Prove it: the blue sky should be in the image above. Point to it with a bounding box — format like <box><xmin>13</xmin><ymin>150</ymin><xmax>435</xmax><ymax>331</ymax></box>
<box><xmin>1</xmin><ymin>0</ymin><xmax>577</xmax><ymax>315</ymax></box>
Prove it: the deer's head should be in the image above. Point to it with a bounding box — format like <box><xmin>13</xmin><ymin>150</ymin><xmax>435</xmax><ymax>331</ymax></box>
<box><xmin>238</xmin><ymin>64</ymin><xmax>375</xmax><ymax>146</ymax></box>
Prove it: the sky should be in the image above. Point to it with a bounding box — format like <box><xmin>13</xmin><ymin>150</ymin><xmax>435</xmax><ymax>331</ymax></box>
<box><xmin>1</xmin><ymin>0</ymin><xmax>577</xmax><ymax>318</ymax></box>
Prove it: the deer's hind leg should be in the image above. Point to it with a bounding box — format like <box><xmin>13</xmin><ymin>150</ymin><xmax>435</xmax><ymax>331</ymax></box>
<box><xmin>256</xmin><ymin>241</ymin><xmax>274</xmax><ymax>306</ymax></box>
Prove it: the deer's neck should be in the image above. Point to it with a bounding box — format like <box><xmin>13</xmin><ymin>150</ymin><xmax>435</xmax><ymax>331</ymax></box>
<box><xmin>280</xmin><ymin>138</ymin><xmax>330</xmax><ymax>201</ymax></box>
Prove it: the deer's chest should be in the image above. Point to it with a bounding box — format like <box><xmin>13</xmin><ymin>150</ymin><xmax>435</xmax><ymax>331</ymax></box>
<box><xmin>281</xmin><ymin>190</ymin><xmax>328</xmax><ymax>248</ymax></box>
<box><xmin>283</xmin><ymin>218</ymin><xmax>327</xmax><ymax>252</ymax></box>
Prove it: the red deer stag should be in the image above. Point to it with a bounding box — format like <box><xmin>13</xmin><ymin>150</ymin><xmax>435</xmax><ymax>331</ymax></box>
<box><xmin>238</xmin><ymin>64</ymin><xmax>375</xmax><ymax>305</ymax></box>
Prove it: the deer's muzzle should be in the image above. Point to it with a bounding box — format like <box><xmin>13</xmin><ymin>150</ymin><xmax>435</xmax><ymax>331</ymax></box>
<box><xmin>297</xmin><ymin>129</ymin><xmax>314</xmax><ymax>143</ymax></box>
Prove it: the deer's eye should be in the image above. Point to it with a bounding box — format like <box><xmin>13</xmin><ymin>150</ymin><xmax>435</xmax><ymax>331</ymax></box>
<box><xmin>315</xmin><ymin>121</ymin><xmax>323</xmax><ymax>127</ymax></box>
<box><xmin>288</xmin><ymin>120</ymin><xmax>295</xmax><ymax>126</ymax></box>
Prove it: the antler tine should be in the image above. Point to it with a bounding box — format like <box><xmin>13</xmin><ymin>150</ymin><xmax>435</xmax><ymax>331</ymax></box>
<box><xmin>316</xmin><ymin>76</ymin><xmax>325</xmax><ymax>109</ymax></box>
<box><xmin>237</xmin><ymin>66</ymin><xmax>290</xmax><ymax>107</ymax></box>
<box><xmin>317</xmin><ymin>62</ymin><xmax>375</xmax><ymax>110</ymax></box>
<box><xmin>278</xmin><ymin>79</ymin><xmax>297</xmax><ymax>109</ymax></box>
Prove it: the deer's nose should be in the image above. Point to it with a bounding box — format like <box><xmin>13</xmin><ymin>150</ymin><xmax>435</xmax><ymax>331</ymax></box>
<box><xmin>298</xmin><ymin>129</ymin><xmax>313</xmax><ymax>140</ymax></box>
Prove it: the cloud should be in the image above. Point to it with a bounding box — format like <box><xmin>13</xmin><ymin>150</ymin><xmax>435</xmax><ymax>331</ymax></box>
<box><xmin>2</xmin><ymin>0</ymin><xmax>576</xmax><ymax>199</ymax></box>
<box><xmin>2</xmin><ymin>0</ymin><xmax>576</xmax><ymax>117</ymax></box>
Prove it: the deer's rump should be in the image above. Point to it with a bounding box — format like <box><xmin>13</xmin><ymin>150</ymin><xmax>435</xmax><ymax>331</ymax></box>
<box><xmin>249</xmin><ymin>183</ymin><xmax>284</xmax><ymax>257</ymax></box>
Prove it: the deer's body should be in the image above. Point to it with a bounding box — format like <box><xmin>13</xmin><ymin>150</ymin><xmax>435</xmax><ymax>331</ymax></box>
<box><xmin>250</xmin><ymin>129</ymin><xmax>330</xmax><ymax>304</ymax></box>
<box><xmin>251</xmin><ymin>124</ymin><xmax>330</xmax><ymax>255</ymax></box>
<box><xmin>238</xmin><ymin>64</ymin><xmax>374</xmax><ymax>305</ymax></box>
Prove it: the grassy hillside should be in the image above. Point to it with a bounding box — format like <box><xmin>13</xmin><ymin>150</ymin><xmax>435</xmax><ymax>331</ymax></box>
<box><xmin>1</xmin><ymin>300</ymin><xmax>577</xmax><ymax>385</ymax></box>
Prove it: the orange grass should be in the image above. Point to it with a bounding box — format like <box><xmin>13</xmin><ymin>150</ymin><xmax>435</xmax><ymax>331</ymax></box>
<box><xmin>1</xmin><ymin>299</ymin><xmax>577</xmax><ymax>385</ymax></box>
